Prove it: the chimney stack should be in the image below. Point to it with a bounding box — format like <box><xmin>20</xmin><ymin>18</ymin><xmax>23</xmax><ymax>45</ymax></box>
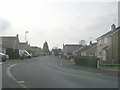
<box><xmin>111</xmin><ymin>24</ymin><xmax>116</xmax><ymax>31</ymax></box>
<box><xmin>16</xmin><ymin>34</ymin><xmax>19</xmax><ymax>38</ymax></box>
<box><xmin>90</xmin><ymin>41</ymin><xmax>92</xmax><ymax>45</ymax></box>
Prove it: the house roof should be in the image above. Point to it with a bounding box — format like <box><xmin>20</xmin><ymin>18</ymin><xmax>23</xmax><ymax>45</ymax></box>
<box><xmin>96</xmin><ymin>25</ymin><xmax>120</xmax><ymax>41</ymax></box>
<box><xmin>0</xmin><ymin>36</ymin><xmax>19</xmax><ymax>43</ymax></box>
<box><xmin>0</xmin><ymin>36</ymin><xmax>17</xmax><ymax>40</ymax></box>
<box><xmin>96</xmin><ymin>31</ymin><xmax>112</xmax><ymax>40</ymax></box>
<box><xmin>19</xmin><ymin>42</ymin><xmax>28</xmax><ymax>45</ymax></box>
<box><xmin>73</xmin><ymin>45</ymin><xmax>89</xmax><ymax>54</ymax></box>
<box><xmin>0</xmin><ymin>35</ymin><xmax>19</xmax><ymax>49</ymax></box>
<box><xmin>0</xmin><ymin>35</ymin><xmax>19</xmax><ymax>41</ymax></box>
<box><xmin>83</xmin><ymin>43</ymin><xmax>97</xmax><ymax>53</ymax></box>
<box><xmin>73</xmin><ymin>43</ymin><xmax>97</xmax><ymax>54</ymax></box>
<box><xmin>111</xmin><ymin>26</ymin><xmax>120</xmax><ymax>35</ymax></box>
<box><xmin>64</xmin><ymin>44</ymin><xmax>81</xmax><ymax>47</ymax></box>
<box><xmin>31</xmin><ymin>46</ymin><xmax>38</xmax><ymax>48</ymax></box>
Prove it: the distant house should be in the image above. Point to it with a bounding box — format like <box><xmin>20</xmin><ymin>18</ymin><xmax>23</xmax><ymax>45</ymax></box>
<box><xmin>52</xmin><ymin>48</ymin><xmax>62</xmax><ymax>56</ymax></box>
<box><xmin>81</xmin><ymin>42</ymin><xmax>97</xmax><ymax>57</ymax></box>
<box><xmin>63</xmin><ymin>44</ymin><xmax>82</xmax><ymax>55</ymax></box>
<box><xmin>0</xmin><ymin>34</ymin><xmax>19</xmax><ymax>53</ymax></box>
<box><xmin>19</xmin><ymin>41</ymin><xmax>31</xmax><ymax>52</ymax></box>
<box><xmin>31</xmin><ymin>46</ymin><xmax>42</xmax><ymax>56</ymax></box>
<box><xmin>96</xmin><ymin>24</ymin><xmax>118</xmax><ymax>64</ymax></box>
<box><xmin>73</xmin><ymin>45</ymin><xmax>88</xmax><ymax>56</ymax></box>
<box><xmin>73</xmin><ymin>42</ymin><xmax>97</xmax><ymax>57</ymax></box>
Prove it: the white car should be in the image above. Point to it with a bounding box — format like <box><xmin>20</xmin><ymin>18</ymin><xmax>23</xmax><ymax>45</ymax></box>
<box><xmin>19</xmin><ymin>50</ymin><xmax>32</xmax><ymax>59</ymax></box>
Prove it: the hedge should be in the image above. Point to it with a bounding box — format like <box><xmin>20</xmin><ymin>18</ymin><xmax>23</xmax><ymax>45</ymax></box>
<box><xmin>74</xmin><ymin>56</ymin><xmax>99</xmax><ymax>68</ymax></box>
<box><xmin>6</xmin><ymin>48</ymin><xmax>19</xmax><ymax>59</ymax></box>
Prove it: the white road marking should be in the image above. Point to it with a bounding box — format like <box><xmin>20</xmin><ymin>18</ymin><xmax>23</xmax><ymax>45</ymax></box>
<box><xmin>6</xmin><ymin>63</ymin><xmax>29</xmax><ymax>89</ymax></box>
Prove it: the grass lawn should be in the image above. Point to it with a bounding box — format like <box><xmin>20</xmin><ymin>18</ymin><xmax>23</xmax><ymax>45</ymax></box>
<box><xmin>6</xmin><ymin>59</ymin><xmax>22</xmax><ymax>62</ymax></box>
<box><xmin>100</xmin><ymin>64</ymin><xmax>120</xmax><ymax>71</ymax></box>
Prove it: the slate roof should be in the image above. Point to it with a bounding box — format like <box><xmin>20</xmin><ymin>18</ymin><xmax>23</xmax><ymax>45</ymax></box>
<box><xmin>96</xmin><ymin>31</ymin><xmax>112</xmax><ymax>40</ymax></box>
<box><xmin>73</xmin><ymin>43</ymin><xmax>97</xmax><ymax>54</ymax></box>
<box><xmin>0</xmin><ymin>35</ymin><xmax>19</xmax><ymax>49</ymax></box>
<box><xmin>96</xmin><ymin>26</ymin><xmax>120</xmax><ymax>40</ymax></box>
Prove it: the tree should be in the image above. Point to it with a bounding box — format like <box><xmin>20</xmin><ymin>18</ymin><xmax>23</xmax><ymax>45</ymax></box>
<box><xmin>43</xmin><ymin>41</ymin><xmax>50</xmax><ymax>54</ymax></box>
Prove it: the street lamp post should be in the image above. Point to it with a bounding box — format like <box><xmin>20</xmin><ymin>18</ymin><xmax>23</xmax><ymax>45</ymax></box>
<box><xmin>25</xmin><ymin>31</ymin><xmax>29</xmax><ymax>42</ymax></box>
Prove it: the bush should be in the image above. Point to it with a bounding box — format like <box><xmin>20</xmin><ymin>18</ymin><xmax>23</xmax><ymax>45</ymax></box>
<box><xmin>6</xmin><ymin>48</ymin><xmax>19</xmax><ymax>59</ymax></box>
<box><xmin>74</xmin><ymin>56</ymin><xmax>99</xmax><ymax>68</ymax></box>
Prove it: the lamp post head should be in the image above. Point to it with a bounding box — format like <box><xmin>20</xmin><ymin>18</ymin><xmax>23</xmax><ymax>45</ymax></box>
<box><xmin>25</xmin><ymin>31</ymin><xmax>29</xmax><ymax>41</ymax></box>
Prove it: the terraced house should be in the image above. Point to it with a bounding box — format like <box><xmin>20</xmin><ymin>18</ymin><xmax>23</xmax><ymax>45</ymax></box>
<box><xmin>96</xmin><ymin>24</ymin><xmax>119</xmax><ymax>64</ymax></box>
<box><xmin>31</xmin><ymin>46</ymin><xmax>42</xmax><ymax>57</ymax></box>
<box><xmin>73</xmin><ymin>42</ymin><xmax>97</xmax><ymax>57</ymax></box>
<box><xmin>19</xmin><ymin>41</ymin><xmax>31</xmax><ymax>52</ymax></box>
<box><xmin>63</xmin><ymin>44</ymin><xmax>82</xmax><ymax>56</ymax></box>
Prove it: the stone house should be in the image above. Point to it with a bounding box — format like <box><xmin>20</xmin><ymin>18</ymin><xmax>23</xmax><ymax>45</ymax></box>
<box><xmin>19</xmin><ymin>41</ymin><xmax>31</xmax><ymax>52</ymax></box>
<box><xmin>96</xmin><ymin>24</ymin><xmax>118</xmax><ymax>64</ymax></box>
<box><xmin>31</xmin><ymin>46</ymin><xmax>42</xmax><ymax>56</ymax></box>
<box><xmin>73</xmin><ymin>42</ymin><xmax>97</xmax><ymax>57</ymax></box>
<box><xmin>63</xmin><ymin>44</ymin><xmax>82</xmax><ymax>55</ymax></box>
<box><xmin>73</xmin><ymin>45</ymin><xmax>88</xmax><ymax>56</ymax></box>
<box><xmin>81</xmin><ymin>42</ymin><xmax>97</xmax><ymax>57</ymax></box>
<box><xmin>0</xmin><ymin>34</ymin><xmax>19</xmax><ymax>53</ymax></box>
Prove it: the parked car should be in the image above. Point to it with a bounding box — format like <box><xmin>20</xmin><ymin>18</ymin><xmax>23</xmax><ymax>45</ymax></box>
<box><xmin>5</xmin><ymin>54</ymin><xmax>9</xmax><ymax>59</ymax></box>
<box><xmin>19</xmin><ymin>50</ymin><xmax>32</xmax><ymax>59</ymax></box>
<box><xmin>0</xmin><ymin>53</ymin><xmax>8</xmax><ymax>62</ymax></box>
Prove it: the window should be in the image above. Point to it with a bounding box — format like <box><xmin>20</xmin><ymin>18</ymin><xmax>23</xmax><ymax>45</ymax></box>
<box><xmin>102</xmin><ymin>50</ymin><xmax>106</xmax><ymax>61</ymax></box>
<box><xmin>104</xmin><ymin>37</ymin><xmax>108</xmax><ymax>44</ymax></box>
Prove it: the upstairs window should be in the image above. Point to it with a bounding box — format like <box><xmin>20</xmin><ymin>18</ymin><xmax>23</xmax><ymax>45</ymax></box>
<box><xmin>104</xmin><ymin>37</ymin><xmax>108</xmax><ymax>44</ymax></box>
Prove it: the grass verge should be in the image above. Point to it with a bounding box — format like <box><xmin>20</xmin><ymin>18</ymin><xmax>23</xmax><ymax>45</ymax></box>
<box><xmin>100</xmin><ymin>64</ymin><xmax>120</xmax><ymax>71</ymax></box>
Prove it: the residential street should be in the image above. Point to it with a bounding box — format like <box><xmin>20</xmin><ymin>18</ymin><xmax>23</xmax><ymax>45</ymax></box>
<box><xmin>2</xmin><ymin>56</ymin><xmax>118</xmax><ymax>88</ymax></box>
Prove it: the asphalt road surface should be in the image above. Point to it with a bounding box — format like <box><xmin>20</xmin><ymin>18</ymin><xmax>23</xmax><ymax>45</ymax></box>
<box><xmin>2</xmin><ymin>56</ymin><xmax>118</xmax><ymax>88</ymax></box>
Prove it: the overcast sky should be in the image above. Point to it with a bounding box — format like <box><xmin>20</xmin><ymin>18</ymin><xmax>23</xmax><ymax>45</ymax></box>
<box><xmin>0</xmin><ymin>0</ymin><xmax>118</xmax><ymax>50</ymax></box>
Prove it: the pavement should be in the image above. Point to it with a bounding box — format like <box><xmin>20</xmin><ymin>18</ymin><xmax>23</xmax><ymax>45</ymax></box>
<box><xmin>2</xmin><ymin>61</ymin><xmax>23</xmax><ymax>88</ymax></box>
<box><xmin>61</xmin><ymin>58</ymin><xmax>119</xmax><ymax>78</ymax></box>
